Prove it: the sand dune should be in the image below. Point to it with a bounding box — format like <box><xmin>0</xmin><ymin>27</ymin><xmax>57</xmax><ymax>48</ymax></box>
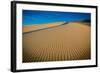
<box><xmin>23</xmin><ymin>22</ymin><xmax>65</xmax><ymax>33</ymax></box>
<box><xmin>23</xmin><ymin>22</ymin><xmax>91</xmax><ymax>62</ymax></box>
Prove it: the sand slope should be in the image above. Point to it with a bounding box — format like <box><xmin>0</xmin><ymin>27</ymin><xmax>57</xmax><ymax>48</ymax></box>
<box><xmin>23</xmin><ymin>22</ymin><xmax>91</xmax><ymax>62</ymax></box>
<box><xmin>23</xmin><ymin>22</ymin><xmax>65</xmax><ymax>33</ymax></box>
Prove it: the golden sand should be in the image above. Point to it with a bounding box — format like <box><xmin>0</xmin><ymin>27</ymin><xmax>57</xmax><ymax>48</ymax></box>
<box><xmin>23</xmin><ymin>22</ymin><xmax>91</xmax><ymax>62</ymax></box>
<box><xmin>23</xmin><ymin>22</ymin><xmax>65</xmax><ymax>33</ymax></box>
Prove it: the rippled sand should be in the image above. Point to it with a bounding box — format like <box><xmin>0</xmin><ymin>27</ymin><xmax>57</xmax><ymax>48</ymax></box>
<box><xmin>23</xmin><ymin>22</ymin><xmax>91</xmax><ymax>62</ymax></box>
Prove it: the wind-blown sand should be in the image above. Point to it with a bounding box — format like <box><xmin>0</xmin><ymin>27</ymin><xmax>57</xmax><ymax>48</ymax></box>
<box><xmin>23</xmin><ymin>22</ymin><xmax>91</xmax><ymax>62</ymax></box>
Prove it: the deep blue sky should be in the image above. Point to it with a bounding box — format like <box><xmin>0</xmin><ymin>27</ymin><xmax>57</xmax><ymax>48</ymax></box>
<box><xmin>22</xmin><ymin>10</ymin><xmax>91</xmax><ymax>26</ymax></box>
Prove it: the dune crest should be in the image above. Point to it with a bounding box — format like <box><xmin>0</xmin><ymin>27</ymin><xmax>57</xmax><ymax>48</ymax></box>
<box><xmin>23</xmin><ymin>22</ymin><xmax>65</xmax><ymax>33</ymax></box>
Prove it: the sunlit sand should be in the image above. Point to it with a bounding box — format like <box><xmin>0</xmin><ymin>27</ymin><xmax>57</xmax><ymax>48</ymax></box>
<box><xmin>23</xmin><ymin>22</ymin><xmax>65</xmax><ymax>33</ymax></box>
<box><xmin>23</xmin><ymin>22</ymin><xmax>91</xmax><ymax>62</ymax></box>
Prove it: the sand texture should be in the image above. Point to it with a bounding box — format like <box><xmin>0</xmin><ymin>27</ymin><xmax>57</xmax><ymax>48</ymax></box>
<box><xmin>23</xmin><ymin>22</ymin><xmax>91</xmax><ymax>62</ymax></box>
<box><xmin>23</xmin><ymin>22</ymin><xmax>65</xmax><ymax>33</ymax></box>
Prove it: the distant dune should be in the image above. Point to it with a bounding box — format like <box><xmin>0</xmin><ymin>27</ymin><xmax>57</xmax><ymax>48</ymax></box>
<box><xmin>23</xmin><ymin>22</ymin><xmax>91</xmax><ymax>62</ymax></box>
<box><xmin>23</xmin><ymin>22</ymin><xmax>65</xmax><ymax>33</ymax></box>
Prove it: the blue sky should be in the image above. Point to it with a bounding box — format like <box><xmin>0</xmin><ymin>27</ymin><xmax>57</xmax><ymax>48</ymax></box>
<box><xmin>22</xmin><ymin>10</ymin><xmax>91</xmax><ymax>26</ymax></box>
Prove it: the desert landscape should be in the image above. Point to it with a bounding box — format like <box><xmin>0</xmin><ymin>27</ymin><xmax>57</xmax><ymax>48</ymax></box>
<box><xmin>23</xmin><ymin>21</ymin><xmax>91</xmax><ymax>62</ymax></box>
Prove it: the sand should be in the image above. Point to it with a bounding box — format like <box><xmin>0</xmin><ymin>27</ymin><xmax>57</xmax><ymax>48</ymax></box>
<box><xmin>23</xmin><ymin>22</ymin><xmax>91</xmax><ymax>62</ymax></box>
<box><xmin>23</xmin><ymin>22</ymin><xmax>65</xmax><ymax>33</ymax></box>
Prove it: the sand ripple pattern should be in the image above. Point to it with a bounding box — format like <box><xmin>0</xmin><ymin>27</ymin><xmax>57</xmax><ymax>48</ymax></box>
<box><xmin>23</xmin><ymin>22</ymin><xmax>91</xmax><ymax>62</ymax></box>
